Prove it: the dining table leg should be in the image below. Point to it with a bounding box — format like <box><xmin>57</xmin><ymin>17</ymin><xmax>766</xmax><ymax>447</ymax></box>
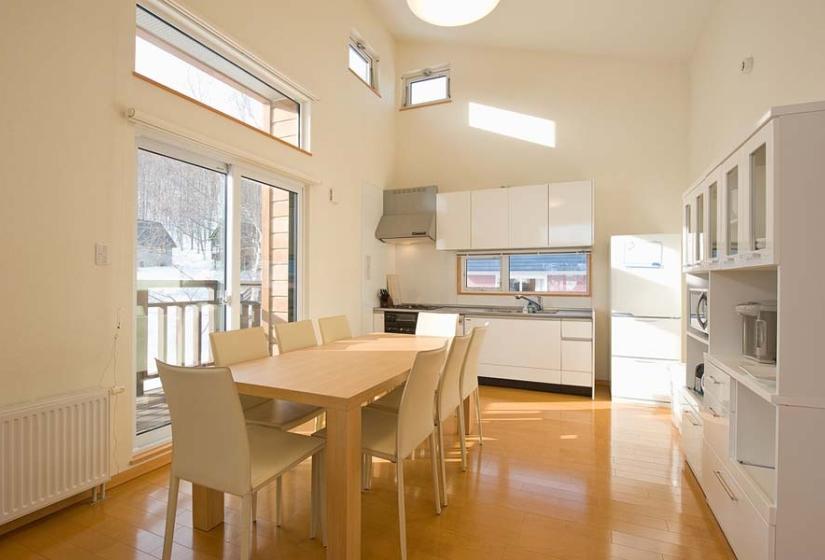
<box><xmin>324</xmin><ymin>405</ymin><xmax>362</xmax><ymax>560</ymax></box>
<box><xmin>463</xmin><ymin>396</ymin><xmax>473</xmax><ymax>436</ymax></box>
<box><xmin>192</xmin><ymin>483</ymin><xmax>224</xmax><ymax>531</ymax></box>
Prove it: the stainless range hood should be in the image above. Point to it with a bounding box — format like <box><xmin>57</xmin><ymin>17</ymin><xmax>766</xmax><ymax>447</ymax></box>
<box><xmin>375</xmin><ymin>186</ymin><xmax>437</xmax><ymax>243</ymax></box>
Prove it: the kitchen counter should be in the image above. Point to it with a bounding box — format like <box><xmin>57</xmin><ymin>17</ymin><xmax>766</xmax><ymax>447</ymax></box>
<box><xmin>373</xmin><ymin>304</ymin><xmax>593</xmax><ymax>321</ymax></box>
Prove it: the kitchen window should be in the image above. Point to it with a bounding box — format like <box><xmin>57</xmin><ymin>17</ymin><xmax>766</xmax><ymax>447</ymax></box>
<box><xmin>402</xmin><ymin>66</ymin><xmax>450</xmax><ymax>108</ymax></box>
<box><xmin>460</xmin><ymin>252</ymin><xmax>590</xmax><ymax>296</ymax></box>
<box><xmin>348</xmin><ymin>36</ymin><xmax>378</xmax><ymax>92</ymax></box>
<box><xmin>134</xmin><ymin>4</ymin><xmax>309</xmax><ymax>150</ymax></box>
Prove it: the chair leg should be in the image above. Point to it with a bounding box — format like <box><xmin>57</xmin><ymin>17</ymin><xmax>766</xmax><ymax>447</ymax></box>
<box><xmin>396</xmin><ymin>460</ymin><xmax>407</xmax><ymax>560</ymax></box>
<box><xmin>475</xmin><ymin>388</ymin><xmax>484</xmax><ymax>446</ymax></box>
<box><xmin>320</xmin><ymin>450</ymin><xmax>327</xmax><ymax>547</ymax></box>
<box><xmin>457</xmin><ymin>403</ymin><xmax>468</xmax><ymax>472</ymax></box>
<box><xmin>251</xmin><ymin>492</ymin><xmax>257</xmax><ymax>524</ymax></box>
<box><xmin>161</xmin><ymin>474</ymin><xmax>179</xmax><ymax>560</ymax></box>
<box><xmin>436</xmin><ymin>420</ymin><xmax>448</xmax><ymax>506</ymax></box>
<box><xmin>429</xmin><ymin>433</ymin><xmax>441</xmax><ymax>515</ymax></box>
<box><xmin>275</xmin><ymin>475</ymin><xmax>283</xmax><ymax>526</ymax></box>
<box><xmin>240</xmin><ymin>493</ymin><xmax>253</xmax><ymax>560</ymax></box>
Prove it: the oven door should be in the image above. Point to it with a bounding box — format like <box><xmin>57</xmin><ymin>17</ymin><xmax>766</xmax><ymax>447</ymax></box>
<box><xmin>384</xmin><ymin>311</ymin><xmax>418</xmax><ymax>334</ymax></box>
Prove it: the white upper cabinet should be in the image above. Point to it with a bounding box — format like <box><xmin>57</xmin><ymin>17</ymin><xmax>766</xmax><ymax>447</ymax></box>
<box><xmin>547</xmin><ymin>180</ymin><xmax>593</xmax><ymax>247</ymax></box>
<box><xmin>507</xmin><ymin>184</ymin><xmax>549</xmax><ymax>248</ymax></box>
<box><xmin>434</xmin><ymin>180</ymin><xmax>594</xmax><ymax>251</ymax></box>
<box><xmin>435</xmin><ymin>191</ymin><xmax>471</xmax><ymax>250</ymax></box>
<box><xmin>471</xmin><ymin>188</ymin><xmax>509</xmax><ymax>249</ymax></box>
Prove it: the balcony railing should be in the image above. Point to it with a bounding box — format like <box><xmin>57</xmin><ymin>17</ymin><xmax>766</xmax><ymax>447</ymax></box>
<box><xmin>135</xmin><ymin>280</ymin><xmax>261</xmax><ymax>396</ymax></box>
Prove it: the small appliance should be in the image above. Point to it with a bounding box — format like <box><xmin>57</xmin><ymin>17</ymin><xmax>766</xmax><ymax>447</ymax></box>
<box><xmin>688</xmin><ymin>288</ymin><xmax>709</xmax><ymax>336</ymax></box>
<box><xmin>693</xmin><ymin>363</ymin><xmax>704</xmax><ymax>395</ymax></box>
<box><xmin>383</xmin><ymin>311</ymin><xmax>419</xmax><ymax>334</ymax></box>
<box><xmin>735</xmin><ymin>301</ymin><xmax>778</xmax><ymax>364</ymax></box>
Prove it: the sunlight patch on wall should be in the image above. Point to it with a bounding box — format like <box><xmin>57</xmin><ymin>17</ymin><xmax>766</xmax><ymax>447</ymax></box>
<box><xmin>468</xmin><ymin>102</ymin><xmax>556</xmax><ymax>147</ymax></box>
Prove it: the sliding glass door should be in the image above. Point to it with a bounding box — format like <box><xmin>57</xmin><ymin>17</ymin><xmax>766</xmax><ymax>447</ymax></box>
<box><xmin>134</xmin><ymin>141</ymin><xmax>301</xmax><ymax>446</ymax></box>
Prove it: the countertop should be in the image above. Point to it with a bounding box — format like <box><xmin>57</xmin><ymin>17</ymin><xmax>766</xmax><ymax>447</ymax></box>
<box><xmin>373</xmin><ymin>304</ymin><xmax>593</xmax><ymax>321</ymax></box>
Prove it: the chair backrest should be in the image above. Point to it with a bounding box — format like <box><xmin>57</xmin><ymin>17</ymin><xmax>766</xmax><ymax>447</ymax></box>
<box><xmin>274</xmin><ymin>320</ymin><xmax>318</xmax><ymax>353</ymax></box>
<box><xmin>157</xmin><ymin>360</ymin><xmax>251</xmax><ymax>496</ymax></box>
<box><xmin>318</xmin><ymin>315</ymin><xmax>352</xmax><ymax>344</ymax></box>
<box><xmin>397</xmin><ymin>344</ymin><xmax>447</xmax><ymax>458</ymax></box>
<box><xmin>461</xmin><ymin>323</ymin><xmax>488</xmax><ymax>399</ymax></box>
<box><xmin>415</xmin><ymin>312</ymin><xmax>459</xmax><ymax>337</ymax></box>
<box><xmin>209</xmin><ymin>327</ymin><xmax>269</xmax><ymax>366</ymax></box>
<box><xmin>437</xmin><ymin>332</ymin><xmax>472</xmax><ymax>420</ymax></box>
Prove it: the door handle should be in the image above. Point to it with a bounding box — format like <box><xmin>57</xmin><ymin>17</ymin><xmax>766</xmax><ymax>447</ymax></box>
<box><xmin>713</xmin><ymin>470</ymin><xmax>737</xmax><ymax>502</ymax></box>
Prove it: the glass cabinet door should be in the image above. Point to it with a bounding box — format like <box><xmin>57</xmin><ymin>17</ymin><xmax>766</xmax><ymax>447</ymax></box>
<box><xmin>725</xmin><ymin>166</ymin><xmax>739</xmax><ymax>256</ymax></box>
<box><xmin>695</xmin><ymin>192</ymin><xmax>705</xmax><ymax>263</ymax></box>
<box><xmin>708</xmin><ymin>181</ymin><xmax>719</xmax><ymax>259</ymax></box>
<box><xmin>683</xmin><ymin>201</ymin><xmax>693</xmax><ymax>265</ymax></box>
<box><xmin>749</xmin><ymin>143</ymin><xmax>768</xmax><ymax>252</ymax></box>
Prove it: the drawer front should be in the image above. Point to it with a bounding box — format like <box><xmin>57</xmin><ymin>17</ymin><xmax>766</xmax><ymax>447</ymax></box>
<box><xmin>561</xmin><ymin>320</ymin><xmax>592</xmax><ymax>340</ymax></box>
<box><xmin>702</xmin><ymin>392</ymin><xmax>730</xmax><ymax>461</ymax></box>
<box><xmin>702</xmin><ymin>442</ymin><xmax>771</xmax><ymax>560</ymax></box>
<box><xmin>562</xmin><ymin>340</ymin><xmax>592</xmax><ymax>373</ymax></box>
<box><xmin>612</xmin><ymin>357</ymin><xmax>673</xmax><ymax>403</ymax></box>
<box><xmin>703</xmin><ymin>362</ymin><xmax>731</xmax><ymax>411</ymax></box>
<box><xmin>561</xmin><ymin>370</ymin><xmax>592</xmax><ymax>388</ymax></box>
<box><xmin>611</xmin><ymin>316</ymin><xmax>680</xmax><ymax>360</ymax></box>
<box><xmin>681</xmin><ymin>407</ymin><xmax>703</xmax><ymax>480</ymax></box>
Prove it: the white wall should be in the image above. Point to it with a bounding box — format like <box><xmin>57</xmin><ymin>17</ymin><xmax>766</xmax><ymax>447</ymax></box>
<box><xmin>390</xmin><ymin>41</ymin><xmax>690</xmax><ymax>379</ymax></box>
<box><xmin>0</xmin><ymin>0</ymin><xmax>396</xmax><ymax>473</ymax></box>
<box><xmin>689</xmin><ymin>0</ymin><xmax>825</xmax><ymax>177</ymax></box>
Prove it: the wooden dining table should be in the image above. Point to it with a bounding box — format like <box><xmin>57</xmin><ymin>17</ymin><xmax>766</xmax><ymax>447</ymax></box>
<box><xmin>190</xmin><ymin>333</ymin><xmax>449</xmax><ymax>560</ymax></box>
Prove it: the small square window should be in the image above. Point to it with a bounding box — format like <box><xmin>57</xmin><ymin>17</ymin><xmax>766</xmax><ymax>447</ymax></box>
<box><xmin>403</xmin><ymin>67</ymin><xmax>450</xmax><ymax>107</ymax></box>
<box><xmin>348</xmin><ymin>43</ymin><xmax>372</xmax><ymax>86</ymax></box>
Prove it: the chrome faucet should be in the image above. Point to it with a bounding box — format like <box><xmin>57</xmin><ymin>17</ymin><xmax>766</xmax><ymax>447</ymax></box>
<box><xmin>515</xmin><ymin>295</ymin><xmax>544</xmax><ymax>313</ymax></box>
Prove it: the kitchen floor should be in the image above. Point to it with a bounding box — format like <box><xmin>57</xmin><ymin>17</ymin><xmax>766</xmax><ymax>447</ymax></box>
<box><xmin>0</xmin><ymin>387</ymin><xmax>734</xmax><ymax>560</ymax></box>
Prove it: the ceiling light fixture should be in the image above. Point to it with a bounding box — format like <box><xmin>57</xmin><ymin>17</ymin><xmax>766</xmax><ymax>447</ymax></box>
<box><xmin>406</xmin><ymin>0</ymin><xmax>500</xmax><ymax>27</ymax></box>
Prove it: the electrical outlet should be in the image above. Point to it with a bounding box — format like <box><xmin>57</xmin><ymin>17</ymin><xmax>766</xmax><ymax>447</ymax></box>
<box><xmin>95</xmin><ymin>243</ymin><xmax>109</xmax><ymax>266</ymax></box>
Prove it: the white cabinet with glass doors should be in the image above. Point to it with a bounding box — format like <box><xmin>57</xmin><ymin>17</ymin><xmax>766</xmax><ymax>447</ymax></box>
<box><xmin>682</xmin><ymin>121</ymin><xmax>775</xmax><ymax>272</ymax></box>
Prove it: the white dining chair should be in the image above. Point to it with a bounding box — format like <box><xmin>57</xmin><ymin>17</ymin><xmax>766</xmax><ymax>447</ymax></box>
<box><xmin>415</xmin><ymin>312</ymin><xmax>459</xmax><ymax>337</ymax></box>
<box><xmin>156</xmin><ymin>361</ymin><xmax>324</xmax><ymax>560</ymax></box>
<box><xmin>314</xmin><ymin>344</ymin><xmax>447</xmax><ymax>560</ymax></box>
<box><xmin>318</xmin><ymin>315</ymin><xmax>352</xmax><ymax>344</ymax></box>
<box><xmin>274</xmin><ymin>319</ymin><xmax>318</xmax><ymax>353</ymax></box>
<box><xmin>368</xmin><ymin>332</ymin><xmax>472</xmax><ymax>504</ymax></box>
<box><xmin>209</xmin><ymin>327</ymin><xmax>324</xmax><ymax>526</ymax></box>
<box><xmin>459</xmin><ymin>323</ymin><xmax>488</xmax><ymax>470</ymax></box>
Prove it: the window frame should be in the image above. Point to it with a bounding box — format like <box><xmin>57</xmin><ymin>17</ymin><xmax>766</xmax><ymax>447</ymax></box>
<box><xmin>348</xmin><ymin>35</ymin><xmax>379</xmax><ymax>94</ymax></box>
<box><xmin>458</xmin><ymin>252</ymin><xmax>592</xmax><ymax>297</ymax></box>
<box><xmin>135</xmin><ymin>0</ymin><xmax>314</xmax><ymax>152</ymax></box>
<box><xmin>402</xmin><ymin>66</ymin><xmax>451</xmax><ymax>109</ymax></box>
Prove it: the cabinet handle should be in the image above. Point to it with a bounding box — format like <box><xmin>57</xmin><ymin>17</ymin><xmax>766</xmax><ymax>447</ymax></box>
<box><xmin>708</xmin><ymin>375</ymin><xmax>721</xmax><ymax>385</ymax></box>
<box><xmin>708</xmin><ymin>406</ymin><xmax>721</xmax><ymax>418</ymax></box>
<box><xmin>685</xmin><ymin>412</ymin><xmax>700</xmax><ymax>427</ymax></box>
<box><xmin>713</xmin><ymin>470</ymin><xmax>738</xmax><ymax>502</ymax></box>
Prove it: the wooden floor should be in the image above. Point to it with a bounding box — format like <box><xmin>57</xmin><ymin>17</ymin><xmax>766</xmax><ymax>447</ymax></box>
<box><xmin>0</xmin><ymin>386</ymin><xmax>735</xmax><ymax>560</ymax></box>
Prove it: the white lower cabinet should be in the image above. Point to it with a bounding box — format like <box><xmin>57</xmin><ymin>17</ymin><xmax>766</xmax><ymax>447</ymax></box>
<box><xmin>561</xmin><ymin>340</ymin><xmax>592</xmax><ymax>386</ymax></box>
<box><xmin>703</xmin><ymin>442</ymin><xmax>772</xmax><ymax>560</ymax></box>
<box><xmin>373</xmin><ymin>312</ymin><xmax>384</xmax><ymax>333</ymax></box>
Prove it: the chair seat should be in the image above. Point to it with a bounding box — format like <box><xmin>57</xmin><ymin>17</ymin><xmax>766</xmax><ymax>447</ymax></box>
<box><xmin>247</xmin><ymin>424</ymin><xmax>324</xmax><ymax>490</ymax></box>
<box><xmin>314</xmin><ymin>407</ymin><xmax>399</xmax><ymax>461</ymax></box>
<box><xmin>367</xmin><ymin>385</ymin><xmax>404</xmax><ymax>413</ymax></box>
<box><xmin>244</xmin><ymin>399</ymin><xmax>323</xmax><ymax>430</ymax></box>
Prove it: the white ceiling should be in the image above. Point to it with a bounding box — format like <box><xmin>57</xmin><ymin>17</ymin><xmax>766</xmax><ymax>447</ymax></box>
<box><xmin>366</xmin><ymin>0</ymin><xmax>718</xmax><ymax>61</ymax></box>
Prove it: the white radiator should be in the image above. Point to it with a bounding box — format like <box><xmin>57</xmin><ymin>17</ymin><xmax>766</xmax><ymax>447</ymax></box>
<box><xmin>0</xmin><ymin>389</ymin><xmax>111</xmax><ymax>525</ymax></box>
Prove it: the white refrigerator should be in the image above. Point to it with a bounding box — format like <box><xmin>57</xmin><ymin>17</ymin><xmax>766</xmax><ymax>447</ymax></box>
<box><xmin>610</xmin><ymin>234</ymin><xmax>681</xmax><ymax>403</ymax></box>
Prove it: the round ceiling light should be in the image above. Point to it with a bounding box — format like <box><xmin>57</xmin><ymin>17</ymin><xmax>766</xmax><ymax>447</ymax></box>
<box><xmin>406</xmin><ymin>0</ymin><xmax>501</xmax><ymax>27</ymax></box>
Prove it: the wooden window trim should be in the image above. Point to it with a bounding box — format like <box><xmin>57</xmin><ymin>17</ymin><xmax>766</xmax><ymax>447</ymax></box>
<box><xmin>348</xmin><ymin>68</ymin><xmax>382</xmax><ymax>98</ymax></box>
<box><xmin>134</xmin><ymin>72</ymin><xmax>312</xmax><ymax>157</ymax></box>
<box><xmin>456</xmin><ymin>253</ymin><xmax>592</xmax><ymax>297</ymax></box>
<box><xmin>399</xmin><ymin>98</ymin><xmax>452</xmax><ymax>112</ymax></box>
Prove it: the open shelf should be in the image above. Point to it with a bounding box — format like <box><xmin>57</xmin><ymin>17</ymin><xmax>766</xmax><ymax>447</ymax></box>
<box><xmin>707</xmin><ymin>354</ymin><xmax>776</xmax><ymax>404</ymax></box>
<box><xmin>687</xmin><ymin>329</ymin><xmax>709</xmax><ymax>345</ymax></box>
